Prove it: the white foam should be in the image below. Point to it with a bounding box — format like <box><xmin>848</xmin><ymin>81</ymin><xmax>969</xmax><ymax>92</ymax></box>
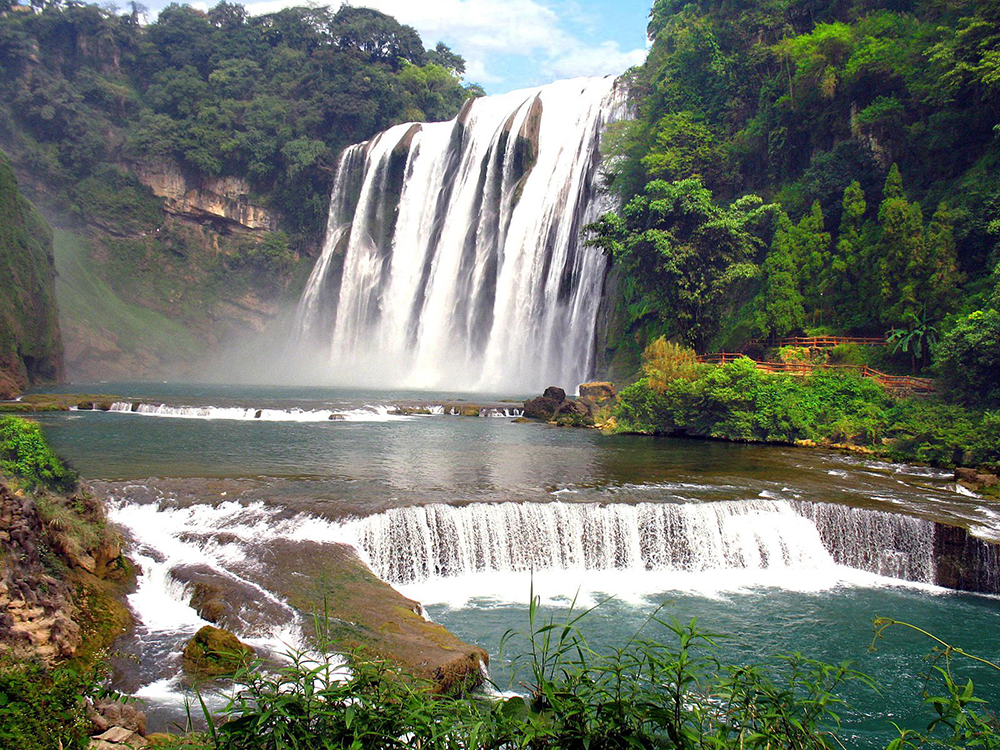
<box><xmin>107</xmin><ymin>402</ymin><xmax>415</xmax><ymax>423</ymax></box>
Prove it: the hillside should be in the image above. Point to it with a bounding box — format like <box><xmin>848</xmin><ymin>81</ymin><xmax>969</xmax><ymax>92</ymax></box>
<box><xmin>594</xmin><ymin>0</ymin><xmax>1000</xmax><ymax>402</ymax></box>
<box><xmin>0</xmin><ymin>150</ymin><xmax>61</xmax><ymax>397</ymax></box>
<box><xmin>0</xmin><ymin>2</ymin><xmax>478</xmax><ymax>378</ymax></box>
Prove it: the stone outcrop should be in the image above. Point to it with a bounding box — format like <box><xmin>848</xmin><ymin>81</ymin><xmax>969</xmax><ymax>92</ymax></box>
<box><xmin>130</xmin><ymin>160</ymin><xmax>276</xmax><ymax>231</ymax></box>
<box><xmin>579</xmin><ymin>382</ymin><xmax>616</xmax><ymax>404</ymax></box>
<box><xmin>182</xmin><ymin>625</ymin><xmax>256</xmax><ymax>677</ymax></box>
<box><xmin>262</xmin><ymin>540</ymin><xmax>489</xmax><ymax>694</ymax></box>
<box><xmin>955</xmin><ymin>467</ymin><xmax>999</xmax><ymax>492</ymax></box>
<box><xmin>0</xmin><ymin>150</ymin><xmax>64</xmax><ymax>397</ymax></box>
<box><xmin>0</xmin><ymin>478</ymin><xmax>131</xmax><ymax>665</ymax></box>
<box><xmin>523</xmin><ymin>386</ymin><xmax>567</xmax><ymax>420</ymax></box>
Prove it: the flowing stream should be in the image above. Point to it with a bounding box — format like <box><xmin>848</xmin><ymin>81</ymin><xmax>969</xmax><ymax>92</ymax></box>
<box><xmin>32</xmin><ymin>381</ymin><xmax>1000</xmax><ymax>747</ymax></box>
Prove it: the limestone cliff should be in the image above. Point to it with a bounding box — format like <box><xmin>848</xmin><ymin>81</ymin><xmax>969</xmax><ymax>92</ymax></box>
<box><xmin>0</xmin><ymin>151</ymin><xmax>63</xmax><ymax>398</ymax></box>
<box><xmin>129</xmin><ymin>160</ymin><xmax>277</xmax><ymax>232</ymax></box>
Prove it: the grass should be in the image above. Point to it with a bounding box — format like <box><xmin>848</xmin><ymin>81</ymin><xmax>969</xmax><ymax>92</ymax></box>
<box><xmin>52</xmin><ymin>229</ymin><xmax>203</xmax><ymax>362</ymax></box>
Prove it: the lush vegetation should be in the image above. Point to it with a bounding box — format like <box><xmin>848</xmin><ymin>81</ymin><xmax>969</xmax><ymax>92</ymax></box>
<box><xmin>0</xmin><ymin>1</ymin><xmax>478</xmax><ymax>240</ymax></box>
<box><xmin>0</xmin><ymin>656</ymin><xmax>101</xmax><ymax>750</ymax></box>
<box><xmin>0</xmin><ymin>414</ymin><xmax>77</xmax><ymax>488</ymax></box>
<box><xmin>14</xmin><ymin>603</ymin><xmax>987</xmax><ymax>750</ymax></box>
<box><xmin>592</xmin><ymin>0</ymin><xmax>1000</xmax><ymax>404</ymax></box>
<box><xmin>0</xmin><ymin>150</ymin><xmax>61</xmax><ymax>396</ymax></box>
<box><xmin>614</xmin><ymin>339</ymin><xmax>1000</xmax><ymax>471</ymax></box>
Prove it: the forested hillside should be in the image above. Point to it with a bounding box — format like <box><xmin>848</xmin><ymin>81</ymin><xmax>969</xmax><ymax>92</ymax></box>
<box><xmin>594</xmin><ymin>0</ymin><xmax>999</xmax><ymax>405</ymax></box>
<box><xmin>0</xmin><ymin>151</ymin><xmax>61</xmax><ymax>398</ymax></box>
<box><xmin>0</xmin><ymin>1</ymin><xmax>477</xmax><ymax>377</ymax></box>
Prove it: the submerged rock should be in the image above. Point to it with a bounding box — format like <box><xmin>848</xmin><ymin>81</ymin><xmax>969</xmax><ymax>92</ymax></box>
<box><xmin>182</xmin><ymin>625</ymin><xmax>255</xmax><ymax>677</ymax></box>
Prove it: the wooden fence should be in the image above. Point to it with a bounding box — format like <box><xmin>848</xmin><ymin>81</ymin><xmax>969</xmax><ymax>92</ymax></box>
<box><xmin>745</xmin><ymin>336</ymin><xmax>886</xmax><ymax>350</ymax></box>
<box><xmin>695</xmin><ymin>353</ymin><xmax>935</xmax><ymax>394</ymax></box>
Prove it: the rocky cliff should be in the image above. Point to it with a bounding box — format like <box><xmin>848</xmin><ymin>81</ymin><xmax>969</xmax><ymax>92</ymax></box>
<box><xmin>0</xmin><ymin>477</ymin><xmax>131</xmax><ymax>665</ymax></box>
<box><xmin>0</xmin><ymin>151</ymin><xmax>63</xmax><ymax>398</ymax></box>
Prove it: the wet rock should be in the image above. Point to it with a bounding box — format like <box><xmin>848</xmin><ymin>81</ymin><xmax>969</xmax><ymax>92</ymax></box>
<box><xmin>956</xmin><ymin>467</ymin><xmax>999</xmax><ymax>491</ymax></box>
<box><xmin>90</xmin><ymin>725</ymin><xmax>148</xmax><ymax>749</ymax></box>
<box><xmin>88</xmin><ymin>698</ymin><xmax>147</xmax><ymax>736</ymax></box>
<box><xmin>182</xmin><ymin>625</ymin><xmax>255</xmax><ymax>677</ymax></box>
<box><xmin>523</xmin><ymin>386</ymin><xmax>566</xmax><ymax>420</ymax></box>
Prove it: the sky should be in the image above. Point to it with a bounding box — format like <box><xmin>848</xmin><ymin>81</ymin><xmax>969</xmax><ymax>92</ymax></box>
<box><xmin>160</xmin><ymin>0</ymin><xmax>653</xmax><ymax>94</ymax></box>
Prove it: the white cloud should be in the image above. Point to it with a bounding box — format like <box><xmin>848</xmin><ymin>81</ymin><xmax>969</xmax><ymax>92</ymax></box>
<box><xmin>239</xmin><ymin>0</ymin><xmax>646</xmax><ymax>92</ymax></box>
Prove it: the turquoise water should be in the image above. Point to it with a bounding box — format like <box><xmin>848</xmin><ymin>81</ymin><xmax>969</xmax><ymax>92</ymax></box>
<box><xmin>27</xmin><ymin>382</ymin><xmax>1000</xmax><ymax>744</ymax></box>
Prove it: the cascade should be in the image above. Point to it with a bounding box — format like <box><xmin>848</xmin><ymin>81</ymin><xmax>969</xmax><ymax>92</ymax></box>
<box><xmin>342</xmin><ymin>499</ymin><xmax>937</xmax><ymax>587</ymax></box>
<box><xmin>293</xmin><ymin>76</ymin><xmax>627</xmax><ymax>392</ymax></box>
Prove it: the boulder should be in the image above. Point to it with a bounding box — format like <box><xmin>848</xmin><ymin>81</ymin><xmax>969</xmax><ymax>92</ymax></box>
<box><xmin>182</xmin><ymin>625</ymin><xmax>255</xmax><ymax>677</ymax></box>
<box><xmin>523</xmin><ymin>386</ymin><xmax>566</xmax><ymax>420</ymax></box>
<box><xmin>554</xmin><ymin>399</ymin><xmax>594</xmax><ymax>426</ymax></box>
<box><xmin>88</xmin><ymin>698</ymin><xmax>146</xmax><ymax>736</ymax></box>
<box><xmin>956</xmin><ymin>467</ymin><xmax>1000</xmax><ymax>491</ymax></box>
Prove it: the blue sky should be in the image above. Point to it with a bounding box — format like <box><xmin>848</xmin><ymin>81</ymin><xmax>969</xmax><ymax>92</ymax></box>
<box><xmin>153</xmin><ymin>0</ymin><xmax>653</xmax><ymax>94</ymax></box>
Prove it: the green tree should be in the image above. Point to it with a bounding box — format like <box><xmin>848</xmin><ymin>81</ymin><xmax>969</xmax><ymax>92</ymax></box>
<box><xmin>876</xmin><ymin>164</ymin><xmax>926</xmax><ymax>326</ymax></box>
<box><xmin>827</xmin><ymin>180</ymin><xmax>870</xmax><ymax>327</ymax></box>
<box><xmin>753</xmin><ymin>211</ymin><xmax>806</xmax><ymax>340</ymax></box>
<box><xmin>922</xmin><ymin>202</ymin><xmax>962</xmax><ymax>316</ymax></box>
<box><xmin>790</xmin><ymin>200</ymin><xmax>831</xmax><ymax>322</ymax></box>
<box><xmin>587</xmin><ymin>177</ymin><xmax>775</xmax><ymax>350</ymax></box>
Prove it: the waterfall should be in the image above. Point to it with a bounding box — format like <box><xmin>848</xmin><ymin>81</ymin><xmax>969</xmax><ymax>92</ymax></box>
<box><xmin>294</xmin><ymin>76</ymin><xmax>627</xmax><ymax>392</ymax></box>
<box><xmin>343</xmin><ymin>499</ymin><xmax>937</xmax><ymax>587</ymax></box>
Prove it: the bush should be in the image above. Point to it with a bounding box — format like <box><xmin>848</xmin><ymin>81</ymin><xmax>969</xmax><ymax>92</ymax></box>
<box><xmin>0</xmin><ymin>416</ymin><xmax>77</xmax><ymax>490</ymax></box>
<box><xmin>642</xmin><ymin>337</ymin><xmax>701</xmax><ymax>391</ymax></box>
<box><xmin>935</xmin><ymin>308</ymin><xmax>1000</xmax><ymax>408</ymax></box>
<box><xmin>0</xmin><ymin>657</ymin><xmax>97</xmax><ymax>750</ymax></box>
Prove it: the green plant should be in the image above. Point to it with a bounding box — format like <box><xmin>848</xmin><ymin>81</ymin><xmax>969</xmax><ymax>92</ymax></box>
<box><xmin>0</xmin><ymin>416</ymin><xmax>76</xmax><ymax>490</ymax></box>
<box><xmin>887</xmin><ymin>308</ymin><xmax>938</xmax><ymax>373</ymax></box>
<box><xmin>0</xmin><ymin>656</ymin><xmax>101</xmax><ymax>750</ymax></box>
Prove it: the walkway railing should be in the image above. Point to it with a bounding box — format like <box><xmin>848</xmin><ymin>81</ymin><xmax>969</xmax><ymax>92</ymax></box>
<box><xmin>745</xmin><ymin>336</ymin><xmax>886</xmax><ymax>350</ymax></box>
<box><xmin>695</xmin><ymin>354</ymin><xmax>935</xmax><ymax>394</ymax></box>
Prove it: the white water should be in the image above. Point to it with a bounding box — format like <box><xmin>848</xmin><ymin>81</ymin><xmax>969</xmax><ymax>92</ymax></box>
<box><xmin>340</xmin><ymin>499</ymin><xmax>937</xmax><ymax>606</ymax></box>
<box><xmin>293</xmin><ymin>76</ymin><xmax>627</xmax><ymax>392</ymax></box>
<box><xmin>106</xmin><ymin>401</ymin><xmax>416</xmax><ymax>422</ymax></box>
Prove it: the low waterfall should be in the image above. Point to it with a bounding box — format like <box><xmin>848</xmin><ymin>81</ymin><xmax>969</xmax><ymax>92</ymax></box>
<box><xmin>345</xmin><ymin>499</ymin><xmax>937</xmax><ymax>587</ymax></box>
<box><xmin>293</xmin><ymin>76</ymin><xmax>627</xmax><ymax>392</ymax></box>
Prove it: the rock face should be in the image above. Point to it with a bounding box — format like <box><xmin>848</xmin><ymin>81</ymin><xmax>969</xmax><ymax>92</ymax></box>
<box><xmin>262</xmin><ymin>540</ymin><xmax>489</xmax><ymax>694</ymax></box>
<box><xmin>933</xmin><ymin>523</ymin><xmax>1000</xmax><ymax>594</ymax></box>
<box><xmin>0</xmin><ymin>479</ymin><xmax>129</xmax><ymax>664</ymax></box>
<box><xmin>955</xmin><ymin>467</ymin><xmax>1000</xmax><ymax>491</ymax></box>
<box><xmin>182</xmin><ymin>625</ymin><xmax>256</xmax><ymax>677</ymax></box>
<box><xmin>130</xmin><ymin>160</ymin><xmax>276</xmax><ymax>231</ymax></box>
<box><xmin>0</xmin><ymin>150</ymin><xmax>63</xmax><ymax>397</ymax></box>
<box><xmin>523</xmin><ymin>386</ymin><xmax>567</xmax><ymax>420</ymax></box>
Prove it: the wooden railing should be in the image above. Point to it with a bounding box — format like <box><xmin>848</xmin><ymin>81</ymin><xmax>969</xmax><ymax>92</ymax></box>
<box><xmin>695</xmin><ymin>354</ymin><xmax>935</xmax><ymax>394</ymax></box>
<box><xmin>745</xmin><ymin>336</ymin><xmax>886</xmax><ymax>350</ymax></box>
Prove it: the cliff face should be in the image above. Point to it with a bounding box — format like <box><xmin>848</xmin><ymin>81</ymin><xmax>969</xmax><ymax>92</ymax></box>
<box><xmin>0</xmin><ymin>477</ymin><xmax>131</xmax><ymax>665</ymax></box>
<box><xmin>130</xmin><ymin>160</ymin><xmax>277</xmax><ymax>232</ymax></box>
<box><xmin>0</xmin><ymin>151</ymin><xmax>63</xmax><ymax>398</ymax></box>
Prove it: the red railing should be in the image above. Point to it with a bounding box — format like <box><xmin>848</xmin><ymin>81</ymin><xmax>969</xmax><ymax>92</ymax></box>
<box><xmin>695</xmin><ymin>354</ymin><xmax>935</xmax><ymax>394</ymax></box>
<box><xmin>745</xmin><ymin>336</ymin><xmax>886</xmax><ymax>350</ymax></box>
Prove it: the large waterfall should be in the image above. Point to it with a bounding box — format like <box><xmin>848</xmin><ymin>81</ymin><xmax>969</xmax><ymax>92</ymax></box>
<box><xmin>294</xmin><ymin>76</ymin><xmax>626</xmax><ymax>392</ymax></box>
<box><xmin>343</xmin><ymin>499</ymin><xmax>937</xmax><ymax>587</ymax></box>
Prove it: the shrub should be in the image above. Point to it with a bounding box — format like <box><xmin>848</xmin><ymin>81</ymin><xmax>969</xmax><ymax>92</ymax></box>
<box><xmin>935</xmin><ymin>308</ymin><xmax>1000</xmax><ymax>408</ymax></box>
<box><xmin>0</xmin><ymin>657</ymin><xmax>97</xmax><ymax>750</ymax></box>
<box><xmin>641</xmin><ymin>336</ymin><xmax>701</xmax><ymax>392</ymax></box>
<box><xmin>0</xmin><ymin>416</ymin><xmax>77</xmax><ymax>490</ymax></box>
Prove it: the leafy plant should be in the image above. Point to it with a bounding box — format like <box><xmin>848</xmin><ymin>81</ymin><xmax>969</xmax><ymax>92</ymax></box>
<box><xmin>0</xmin><ymin>416</ymin><xmax>77</xmax><ymax>490</ymax></box>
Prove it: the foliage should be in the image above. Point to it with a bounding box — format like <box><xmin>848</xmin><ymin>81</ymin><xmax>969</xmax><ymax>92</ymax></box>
<box><xmin>935</xmin><ymin>306</ymin><xmax>1000</xmax><ymax>409</ymax></box>
<box><xmin>0</xmin><ymin>2</ymin><xmax>479</xmax><ymax>239</ymax></box>
<box><xmin>0</xmin><ymin>415</ymin><xmax>76</xmax><ymax>490</ymax></box>
<box><xmin>642</xmin><ymin>336</ymin><xmax>702</xmax><ymax>391</ymax></box>
<box><xmin>0</xmin><ymin>656</ymin><xmax>99</xmax><ymax>750</ymax></box>
<box><xmin>599</xmin><ymin>0</ymin><xmax>1000</xmax><ymax>409</ymax></box>
<box><xmin>614</xmin><ymin>341</ymin><xmax>1000</xmax><ymax>469</ymax></box>
<box><xmin>587</xmin><ymin>177</ymin><xmax>776</xmax><ymax>349</ymax></box>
